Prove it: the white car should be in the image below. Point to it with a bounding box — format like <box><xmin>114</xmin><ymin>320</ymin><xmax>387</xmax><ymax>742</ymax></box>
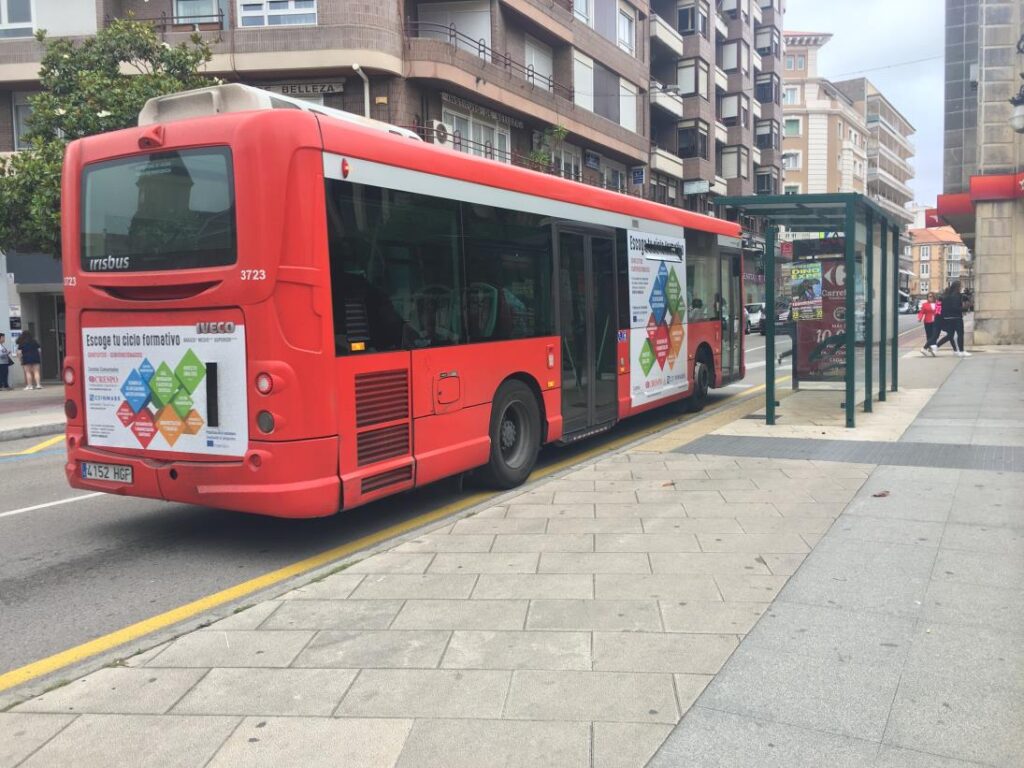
<box><xmin>745</xmin><ymin>303</ymin><xmax>765</xmax><ymax>333</ymax></box>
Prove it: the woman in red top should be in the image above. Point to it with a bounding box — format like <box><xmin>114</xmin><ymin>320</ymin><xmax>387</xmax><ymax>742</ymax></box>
<box><xmin>918</xmin><ymin>292</ymin><xmax>940</xmax><ymax>356</ymax></box>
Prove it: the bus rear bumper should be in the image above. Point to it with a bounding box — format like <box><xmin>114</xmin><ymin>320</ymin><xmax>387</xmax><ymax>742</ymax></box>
<box><xmin>65</xmin><ymin>432</ymin><xmax>341</xmax><ymax>519</ymax></box>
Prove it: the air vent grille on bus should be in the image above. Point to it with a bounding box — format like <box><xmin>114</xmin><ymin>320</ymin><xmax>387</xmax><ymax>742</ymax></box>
<box><xmin>361</xmin><ymin>465</ymin><xmax>413</xmax><ymax>494</ymax></box>
<box><xmin>355</xmin><ymin>370</ymin><xmax>409</xmax><ymax>427</ymax></box>
<box><xmin>356</xmin><ymin>424</ymin><xmax>410</xmax><ymax>467</ymax></box>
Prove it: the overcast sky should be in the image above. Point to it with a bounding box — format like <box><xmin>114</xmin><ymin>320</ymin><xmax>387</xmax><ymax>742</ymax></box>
<box><xmin>784</xmin><ymin>0</ymin><xmax>945</xmax><ymax>206</ymax></box>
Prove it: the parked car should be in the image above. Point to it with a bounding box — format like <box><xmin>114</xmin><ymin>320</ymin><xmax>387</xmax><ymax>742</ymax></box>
<box><xmin>759</xmin><ymin>301</ymin><xmax>791</xmax><ymax>335</ymax></box>
<box><xmin>898</xmin><ymin>292</ymin><xmax>918</xmax><ymax>314</ymax></box>
<box><xmin>744</xmin><ymin>303</ymin><xmax>765</xmax><ymax>334</ymax></box>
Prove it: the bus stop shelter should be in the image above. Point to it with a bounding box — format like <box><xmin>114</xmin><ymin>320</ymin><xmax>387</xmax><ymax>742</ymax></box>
<box><xmin>719</xmin><ymin>193</ymin><xmax>901</xmax><ymax>428</ymax></box>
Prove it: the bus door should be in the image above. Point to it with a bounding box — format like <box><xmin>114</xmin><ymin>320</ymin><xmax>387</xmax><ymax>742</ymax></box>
<box><xmin>556</xmin><ymin>228</ymin><xmax>618</xmax><ymax>437</ymax></box>
<box><xmin>720</xmin><ymin>248</ymin><xmax>743</xmax><ymax>382</ymax></box>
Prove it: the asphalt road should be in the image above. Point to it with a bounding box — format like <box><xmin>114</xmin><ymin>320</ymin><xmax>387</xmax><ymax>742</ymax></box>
<box><xmin>0</xmin><ymin>317</ymin><xmax>918</xmax><ymax>683</ymax></box>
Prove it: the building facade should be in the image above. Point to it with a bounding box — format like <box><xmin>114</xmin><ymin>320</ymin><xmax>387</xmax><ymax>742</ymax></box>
<box><xmin>935</xmin><ymin>0</ymin><xmax>1024</xmax><ymax>344</ymax></box>
<box><xmin>907</xmin><ymin>225</ymin><xmax>972</xmax><ymax>300</ymax></box>
<box><xmin>779</xmin><ymin>32</ymin><xmax>868</xmax><ymax>196</ymax></box>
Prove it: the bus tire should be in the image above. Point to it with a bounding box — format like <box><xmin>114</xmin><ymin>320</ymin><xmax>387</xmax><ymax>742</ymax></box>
<box><xmin>686</xmin><ymin>359</ymin><xmax>711</xmax><ymax>412</ymax></box>
<box><xmin>482</xmin><ymin>380</ymin><xmax>541</xmax><ymax>489</ymax></box>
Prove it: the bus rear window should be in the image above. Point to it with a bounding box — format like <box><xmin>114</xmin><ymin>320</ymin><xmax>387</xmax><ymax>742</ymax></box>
<box><xmin>81</xmin><ymin>147</ymin><xmax>236</xmax><ymax>272</ymax></box>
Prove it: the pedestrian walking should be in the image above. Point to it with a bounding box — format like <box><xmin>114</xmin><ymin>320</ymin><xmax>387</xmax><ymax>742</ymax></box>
<box><xmin>0</xmin><ymin>333</ymin><xmax>13</xmax><ymax>389</ymax></box>
<box><xmin>935</xmin><ymin>281</ymin><xmax>970</xmax><ymax>357</ymax></box>
<box><xmin>917</xmin><ymin>292</ymin><xmax>940</xmax><ymax>357</ymax></box>
<box><xmin>16</xmin><ymin>331</ymin><xmax>43</xmax><ymax>389</ymax></box>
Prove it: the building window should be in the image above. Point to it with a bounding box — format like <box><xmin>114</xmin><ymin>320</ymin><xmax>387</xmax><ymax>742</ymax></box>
<box><xmin>721</xmin><ymin>146</ymin><xmax>748</xmax><ymax>179</ymax></box>
<box><xmin>781</xmin><ymin>151</ymin><xmax>800</xmax><ymax>170</ymax></box>
<box><xmin>574</xmin><ymin>0</ymin><xmax>591</xmax><ymax>24</ymax></box>
<box><xmin>603</xmin><ymin>159</ymin><xmax>627</xmax><ymax>192</ymax></box>
<box><xmin>678</xmin><ymin>0</ymin><xmax>709</xmax><ymax>37</ymax></box>
<box><xmin>783</xmin><ymin>117</ymin><xmax>801</xmax><ymax>137</ymax></box>
<box><xmin>785</xmin><ymin>55</ymin><xmax>794</xmax><ymax>70</ymax></box>
<box><xmin>920</xmin><ymin>245</ymin><xmax>931</xmax><ymax>260</ymax></box>
<box><xmin>920</xmin><ymin>261</ymin><xmax>930</xmax><ymax>277</ymax></box>
<box><xmin>796</xmin><ymin>55</ymin><xmax>805</xmax><ymax>69</ymax></box>
<box><xmin>678</xmin><ymin>58</ymin><xmax>709</xmax><ymax>99</ymax></box>
<box><xmin>176</xmin><ymin>0</ymin><xmax>221</xmax><ymax>23</ymax></box>
<box><xmin>754</xmin><ymin>25</ymin><xmax>779</xmax><ymax>57</ymax></box>
<box><xmin>617</xmin><ymin>5</ymin><xmax>635</xmax><ymax>54</ymax></box>
<box><xmin>573</xmin><ymin>50</ymin><xmax>594</xmax><ymax>111</ymax></box>
<box><xmin>12</xmin><ymin>91</ymin><xmax>32</xmax><ymax>150</ymax></box>
<box><xmin>443</xmin><ymin>108</ymin><xmax>511</xmax><ymax>163</ymax></box>
<box><xmin>0</xmin><ymin>0</ymin><xmax>32</xmax><ymax>38</ymax></box>
<box><xmin>719</xmin><ymin>93</ymin><xmax>749</xmax><ymax>128</ymax></box>
<box><xmin>552</xmin><ymin>144</ymin><xmax>582</xmax><ymax>181</ymax></box>
<box><xmin>919</xmin><ymin>280</ymin><xmax>929</xmax><ymax>293</ymax></box>
<box><xmin>755</xmin><ymin>119</ymin><xmax>779</xmax><ymax>150</ymax></box>
<box><xmin>651</xmin><ymin>173</ymin><xmax>677</xmax><ymax>204</ymax></box>
<box><xmin>754</xmin><ymin>73</ymin><xmax>778</xmax><ymax>105</ymax></box>
<box><xmin>619</xmin><ymin>80</ymin><xmax>637</xmax><ymax>132</ymax></box>
<box><xmin>678</xmin><ymin>120</ymin><xmax>709</xmax><ymax>160</ymax></box>
<box><xmin>755</xmin><ymin>168</ymin><xmax>778</xmax><ymax>195</ymax></box>
<box><xmin>782</xmin><ymin>86</ymin><xmax>799</xmax><ymax>106</ymax></box>
<box><xmin>717</xmin><ymin>40</ymin><xmax>750</xmax><ymax>73</ymax></box>
<box><xmin>238</xmin><ymin>0</ymin><xmax>316</xmax><ymax>26</ymax></box>
<box><xmin>784</xmin><ymin>184</ymin><xmax>799</xmax><ymax>195</ymax></box>
<box><xmin>524</xmin><ymin>35</ymin><xmax>554</xmax><ymax>91</ymax></box>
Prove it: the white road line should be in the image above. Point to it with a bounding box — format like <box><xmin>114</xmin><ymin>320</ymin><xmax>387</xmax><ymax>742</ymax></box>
<box><xmin>0</xmin><ymin>493</ymin><xmax>105</xmax><ymax>519</ymax></box>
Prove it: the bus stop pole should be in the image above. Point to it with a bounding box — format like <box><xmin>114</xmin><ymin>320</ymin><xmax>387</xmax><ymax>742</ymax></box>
<box><xmin>879</xmin><ymin>215</ymin><xmax>888</xmax><ymax>402</ymax></box>
<box><xmin>891</xmin><ymin>225</ymin><xmax>900</xmax><ymax>392</ymax></box>
<box><xmin>864</xmin><ymin>209</ymin><xmax>874</xmax><ymax>414</ymax></box>
<box><xmin>844</xmin><ymin>202</ymin><xmax>856</xmax><ymax>428</ymax></box>
<box><xmin>765</xmin><ymin>224</ymin><xmax>777</xmax><ymax>426</ymax></box>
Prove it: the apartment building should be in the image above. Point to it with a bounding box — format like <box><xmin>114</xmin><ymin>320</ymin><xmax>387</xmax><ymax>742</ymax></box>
<box><xmin>779</xmin><ymin>32</ymin><xmax>868</xmax><ymax>196</ymax></box>
<box><xmin>908</xmin><ymin>225</ymin><xmax>972</xmax><ymax>300</ymax></box>
<box><xmin>933</xmin><ymin>0</ymin><xmax>1023</xmax><ymax>344</ymax></box>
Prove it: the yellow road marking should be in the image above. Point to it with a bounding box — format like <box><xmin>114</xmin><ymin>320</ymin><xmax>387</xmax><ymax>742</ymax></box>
<box><xmin>0</xmin><ymin>382</ymin><xmax>775</xmax><ymax>693</ymax></box>
<box><xmin>0</xmin><ymin>434</ymin><xmax>64</xmax><ymax>458</ymax></box>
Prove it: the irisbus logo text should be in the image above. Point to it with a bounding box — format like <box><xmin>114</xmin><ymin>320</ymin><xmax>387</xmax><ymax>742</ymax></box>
<box><xmin>88</xmin><ymin>256</ymin><xmax>130</xmax><ymax>271</ymax></box>
<box><xmin>196</xmin><ymin>321</ymin><xmax>236</xmax><ymax>334</ymax></box>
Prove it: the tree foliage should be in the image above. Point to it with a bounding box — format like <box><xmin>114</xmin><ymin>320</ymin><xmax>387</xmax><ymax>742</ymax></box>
<box><xmin>0</xmin><ymin>18</ymin><xmax>214</xmax><ymax>257</ymax></box>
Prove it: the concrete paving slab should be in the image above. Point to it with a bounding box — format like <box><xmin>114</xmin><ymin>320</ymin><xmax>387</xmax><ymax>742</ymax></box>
<box><xmin>207</xmin><ymin>717</ymin><xmax>411</xmax><ymax>768</ymax></box>
<box><xmin>277</xmin><ymin>573</ymin><xmax>365</xmax><ymax>600</ymax></box>
<box><xmin>883</xmin><ymin>670</ymin><xmax>1024</xmax><ymax>767</ymax></box>
<box><xmin>640</xmin><ymin>517</ymin><xmax>745</xmax><ymax>533</ymax></box>
<box><xmin>0</xmin><ymin>713</ymin><xmax>75</xmax><ymax>768</ymax></box>
<box><xmin>505</xmin><ymin>503</ymin><xmax>595</xmax><ymax>518</ymax></box>
<box><xmin>449</xmin><ymin>518</ymin><xmax>547</xmax><ymax>535</ymax></box>
<box><xmin>292</xmin><ymin>630</ymin><xmax>450</xmax><ymax>669</ymax></box>
<box><xmin>932</xmin><ymin>549</ymin><xmax>1024</xmax><ymax>589</ymax></box>
<box><xmin>871</xmin><ymin>746</ymin><xmax>990</xmax><ymax>768</ymax></box>
<box><xmin>441</xmin><ymin>630</ymin><xmax>591</xmax><ymax>670</ymax></box>
<box><xmin>712</xmin><ymin>574</ymin><xmax>790</xmax><ymax>603</ymax></box>
<box><xmin>592</xmin><ymin>722</ymin><xmax>673</xmax><ymax>768</ymax></box>
<box><xmin>647</xmin><ymin>707</ymin><xmax>879</xmax><ymax>768</ymax></box>
<box><xmin>390</xmin><ymin>600</ymin><xmax>528</xmax><ymax>630</ymax></box>
<box><xmin>538</xmin><ymin>552</ymin><xmax>652</xmax><ymax>574</ymax></box>
<box><xmin>797</xmin><ymin>538</ymin><xmax>939</xmax><ymax>580</ymax></box>
<box><xmin>939</xmin><ymin>523</ymin><xmax>1024</xmax><ymax>556</ymax></box>
<box><xmin>778</xmin><ymin>567</ymin><xmax>929</xmax><ymax>617</ymax></box>
<box><xmin>172</xmin><ymin>668</ymin><xmax>357</xmax><ymax>716</ymax></box>
<box><xmin>19</xmin><ymin>714</ymin><xmax>240</xmax><ymax>768</ymax></box>
<box><xmin>594</xmin><ymin>502</ymin><xmax>686</xmax><ymax>518</ymax></box>
<box><xmin>502</xmin><ymin>669</ymin><xmax>678</xmax><ymax>723</ymax></box>
<box><xmin>648</xmin><ymin>552</ymin><xmax>772</xmax><ymax>575</ymax></box>
<box><xmin>428</xmin><ymin>553</ymin><xmax>539</xmax><ymax>574</ymax></box>
<box><xmin>843</xmin><ymin>494</ymin><xmax>953</xmax><ymax>523</ymax></box>
<box><xmin>349</xmin><ymin>574</ymin><xmax>477</xmax><ymax>600</ymax></box>
<box><xmin>490</xmin><ymin>533</ymin><xmax>594</xmax><ymax>552</ymax></box>
<box><xmin>546</xmin><ymin>517</ymin><xmax>643</xmax><ymax>533</ymax></box>
<box><xmin>685</xmin><ymin>502</ymin><xmax>781</xmax><ymax>518</ymax></box>
<box><xmin>336</xmin><ymin>669</ymin><xmax>510</xmax><ymax>719</ymax></box>
<box><xmin>393</xmin><ymin>534</ymin><xmax>495</xmax><ymax>553</ymax></box>
<box><xmin>760</xmin><ymin>554</ymin><xmax>807</xmax><ymax>575</ymax></box>
<box><xmin>828</xmin><ymin>516</ymin><xmax>946</xmax><ymax>547</ymax></box>
<box><xmin>696</xmin><ymin>533</ymin><xmax>810</xmax><ymax>553</ymax></box>
<box><xmin>660</xmin><ymin>600</ymin><xmax>766</xmax><ymax>634</ymax></box>
<box><xmin>346</xmin><ymin>554</ymin><xmax>435</xmax><ymax>574</ymax></box>
<box><xmin>594</xmin><ymin>532</ymin><xmax>701</xmax><ymax>552</ymax></box>
<box><xmin>732</xmin><ymin>516</ymin><xmax>835</xmax><ymax>534</ymax></box>
<box><xmin>772</xmin><ymin>501</ymin><xmax>848</xmax><ymax>517</ymax></box>
<box><xmin>903</xmin><ymin>621</ymin><xmax>1023</xmax><ymax>690</ymax></box>
<box><xmin>594</xmin><ymin>574</ymin><xmax>721</xmax><ymax>601</ymax></box>
<box><xmin>395</xmin><ymin>719</ymin><xmax>590</xmax><ymax>768</ymax></box>
<box><xmin>698</xmin><ymin>643</ymin><xmax>903</xmax><ymax>742</ymax></box>
<box><xmin>673</xmin><ymin>673</ymin><xmax>713</xmax><ymax>711</ymax></box>
<box><xmin>149</xmin><ymin>630</ymin><xmax>314</xmax><ymax>668</ymax></box>
<box><xmin>260</xmin><ymin>599</ymin><xmax>404</xmax><ymax>631</ymax></box>
<box><xmin>553</xmin><ymin>491</ymin><xmax>638</xmax><ymax>505</ymax></box>
<box><xmin>208</xmin><ymin>602</ymin><xmax>283</xmax><ymax>630</ymax></box>
<box><xmin>14</xmin><ymin>668</ymin><xmax>208</xmax><ymax>715</ymax></box>
<box><xmin>526</xmin><ymin>599</ymin><xmax>661</xmax><ymax>631</ymax></box>
<box><xmin>920</xmin><ymin>580</ymin><xmax>1024</xmax><ymax>635</ymax></box>
<box><xmin>470</xmin><ymin>574</ymin><xmax>594</xmax><ymax>599</ymax></box>
<box><xmin>592</xmin><ymin>631</ymin><xmax>736</xmax><ymax>674</ymax></box>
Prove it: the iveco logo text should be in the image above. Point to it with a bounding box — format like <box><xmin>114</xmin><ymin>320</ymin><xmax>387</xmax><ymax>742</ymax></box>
<box><xmin>196</xmin><ymin>322</ymin><xmax>236</xmax><ymax>334</ymax></box>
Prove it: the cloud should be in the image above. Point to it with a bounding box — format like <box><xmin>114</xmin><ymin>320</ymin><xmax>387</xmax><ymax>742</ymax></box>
<box><xmin>784</xmin><ymin>0</ymin><xmax>945</xmax><ymax>205</ymax></box>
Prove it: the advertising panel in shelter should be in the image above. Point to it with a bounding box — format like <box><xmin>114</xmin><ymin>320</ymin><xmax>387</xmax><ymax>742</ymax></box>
<box><xmin>626</xmin><ymin>230</ymin><xmax>688</xmax><ymax>407</ymax></box>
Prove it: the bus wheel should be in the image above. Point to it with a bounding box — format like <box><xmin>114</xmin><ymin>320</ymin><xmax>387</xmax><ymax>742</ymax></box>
<box><xmin>483</xmin><ymin>380</ymin><xmax>540</xmax><ymax>489</ymax></box>
<box><xmin>686</xmin><ymin>359</ymin><xmax>711</xmax><ymax>412</ymax></box>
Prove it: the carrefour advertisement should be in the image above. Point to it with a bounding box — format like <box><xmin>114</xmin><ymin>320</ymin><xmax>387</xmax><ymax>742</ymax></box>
<box><xmin>82</xmin><ymin>324</ymin><xmax>248</xmax><ymax>456</ymax></box>
<box><xmin>627</xmin><ymin>229</ymin><xmax>688</xmax><ymax>407</ymax></box>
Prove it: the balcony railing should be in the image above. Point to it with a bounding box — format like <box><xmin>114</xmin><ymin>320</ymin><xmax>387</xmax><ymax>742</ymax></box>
<box><xmin>406</xmin><ymin>21</ymin><xmax>573</xmax><ymax>101</ymax></box>
<box><xmin>103</xmin><ymin>11</ymin><xmax>224</xmax><ymax>33</ymax></box>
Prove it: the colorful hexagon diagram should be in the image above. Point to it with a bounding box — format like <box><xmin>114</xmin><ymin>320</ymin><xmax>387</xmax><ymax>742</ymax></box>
<box><xmin>138</xmin><ymin>358</ymin><xmax>155</xmax><ymax>383</ymax></box>
<box><xmin>116</xmin><ymin>401</ymin><xmax>136</xmax><ymax>427</ymax></box>
<box><xmin>638</xmin><ymin>339</ymin><xmax>656</xmax><ymax>376</ymax></box>
<box><xmin>149</xmin><ymin>362</ymin><xmax>178</xmax><ymax>409</ymax></box>
<box><xmin>170</xmin><ymin>387</ymin><xmax>194</xmax><ymax>420</ymax></box>
<box><xmin>646</xmin><ymin>313</ymin><xmax>659</xmax><ymax>345</ymax></box>
<box><xmin>652</xmin><ymin>321</ymin><xmax>670</xmax><ymax>370</ymax></box>
<box><xmin>155</xmin><ymin>406</ymin><xmax>185</xmax><ymax>446</ymax></box>
<box><xmin>668</xmin><ymin>313</ymin><xmax>685</xmax><ymax>368</ymax></box>
<box><xmin>183</xmin><ymin>409</ymin><xmax>205</xmax><ymax>436</ymax></box>
<box><xmin>174</xmin><ymin>349</ymin><xmax>206</xmax><ymax>394</ymax></box>
<box><xmin>666</xmin><ymin>267</ymin><xmax>682</xmax><ymax>317</ymax></box>
<box><xmin>120</xmin><ymin>369</ymin><xmax>150</xmax><ymax>414</ymax></box>
<box><xmin>648</xmin><ymin>262</ymin><xmax>669</xmax><ymax>326</ymax></box>
<box><xmin>130</xmin><ymin>409</ymin><xmax>156</xmax><ymax>448</ymax></box>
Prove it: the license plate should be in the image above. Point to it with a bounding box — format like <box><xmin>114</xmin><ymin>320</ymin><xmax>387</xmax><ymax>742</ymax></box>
<box><xmin>81</xmin><ymin>461</ymin><xmax>133</xmax><ymax>484</ymax></box>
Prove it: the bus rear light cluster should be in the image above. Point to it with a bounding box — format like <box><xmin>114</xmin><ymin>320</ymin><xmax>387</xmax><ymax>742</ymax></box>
<box><xmin>255</xmin><ymin>372</ymin><xmax>273</xmax><ymax>395</ymax></box>
<box><xmin>64</xmin><ymin>400</ymin><xmax>78</xmax><ymax>419</ymax></box>
<box><xmin>257</xmin><ymin>410</ymin><xmax>275</xmax><ymax>434</ymax></box>
<box><xmin>63</xmin><ymin>366</ymin><xmax>75</xmax><ymax>386</ymax></box>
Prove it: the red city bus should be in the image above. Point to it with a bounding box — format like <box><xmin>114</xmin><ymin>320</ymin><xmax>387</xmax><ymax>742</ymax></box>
<box><xmin>61</xmin><ymin>85</ymin><xmax>745</xmax><ymax>518</ymax></box>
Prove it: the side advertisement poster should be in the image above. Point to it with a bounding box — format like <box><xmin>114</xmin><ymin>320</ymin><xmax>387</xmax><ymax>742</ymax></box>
<box><xmin>82</xmin><ymin>323</ymin><xmax>249</xmax><ymax>456</ymax></box>
<box><xmin>789</xmin><ymin>262</ymin><xmax>823</xmax><ymax>320</ymax></box>
<box><xmin>626</xmin><ymin>229</ymin><xmax>688</xmax><ymax>407</ymax></box>
<box><xmin>795</xmin><ymin>257</ymin><xmax>847</xmax><ymax>381</ymax></box>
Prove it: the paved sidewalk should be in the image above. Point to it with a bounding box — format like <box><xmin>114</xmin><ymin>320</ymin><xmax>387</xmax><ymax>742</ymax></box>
<box><xmin>1</xmin><ymin>351</ymin><xmax>1020</xmax><ymax>767</ymax></box>
<box><xmin>0</xmin><ymin>387</ymin><xmax>65</xmax><ymax>442</ymax></box>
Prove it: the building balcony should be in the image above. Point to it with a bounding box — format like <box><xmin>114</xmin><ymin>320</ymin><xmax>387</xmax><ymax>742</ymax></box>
<box><xmin>650</xmin><ymin>14</ymin><xmax>684</xmax><ymax>58</ymax></box>
<box><xmin>651</xmin><ymin>146</ymin><xmax>685</xmax><ymax>179</ymax></box>
<box><xmin>870</xmin><ymin>193</ymin><xmax>914</xmax><ymax>224</ymax></box>
<box><xmin>650</xmin><ymin>82</ymin><xmax>684</xmax><ymax>119</ymax></box>
<box><xmin>868</xmin><ymin>165</ymin><xmax>914</xmax><ymax>201</ymax></box>
<box><xmin>681</xmin><ymin>32</ymin><xmax>714</xmax><ymax>62</ymax></box>
<box><xmin>867</xmin><ymin>115</ymin><xmax>915</xmax><ymax>155</ymax></box>
<box><xmin>681</xmin><ymin>94</ymin><xmax>715</xmax><ymax>123</ymax></box>
<box><xmin>104</xmin><ymin>10</ymin><xmax>224</xmax><ymax>33</ymax></box>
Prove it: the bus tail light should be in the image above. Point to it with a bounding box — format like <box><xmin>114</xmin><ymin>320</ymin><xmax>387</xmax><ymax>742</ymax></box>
<box><xmin>255</xmin><ymin>372</ymin><xmax>273</xmax><ymax>395</ymax></box>
<box><xmin>257</xmin><ymin>411</ymin><xmax>275</xmax><ymax>433</ymax></box>
<box><xmin>63</xmin><ymin>366</ymin><xmax>75</xmax><ymax>385</ymax></box>
<box><xmin>65</xmin><ymin>400</ymin><xmax>78</xmax><ymax>419</ymax></box>
<box><xmin>546</xmin><ymin>344</ymin><xmax>555</xmax><ymax>369</ymax></box>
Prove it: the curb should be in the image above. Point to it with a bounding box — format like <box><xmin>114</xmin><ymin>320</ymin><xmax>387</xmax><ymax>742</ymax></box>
<box><xmin>0</xmin><ymin>422</ymin><xmax>65</xmax><ymax>443</ymax></box>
